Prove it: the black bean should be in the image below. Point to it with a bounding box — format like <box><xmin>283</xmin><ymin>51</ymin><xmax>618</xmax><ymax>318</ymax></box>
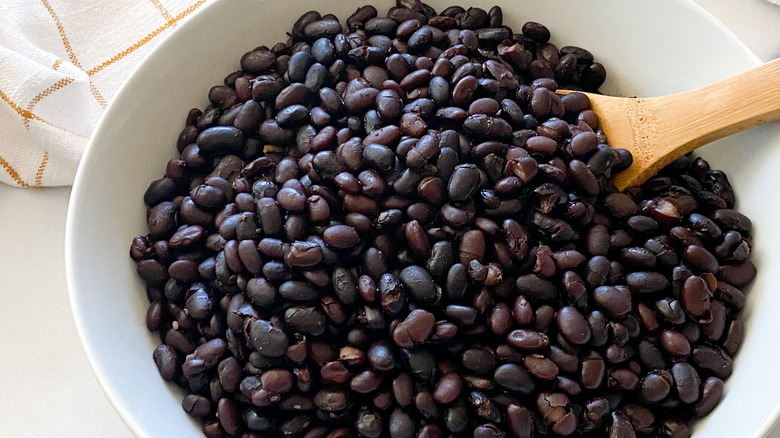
<box><xmin>309</xmin><ymin>38</ymin><xmax>335</xmax><ymax>65</ymax></box>
<box><xmin>399</xmin><ymin>265</ymin><xmax>438</xmax><ymax>303</ymax></box>
<box><xmin>363</xmin><ymin>144</ymin><xmax>395</xmax><ymax>171</ymax></box>
<box><xmin>251</xmin><ymin>77</ymin><xmax>283</xmax><ymax>103</ymax></box>
<box><xmin>365</xmin><ymin>17</ymin><xmax>397</xmax><ymax>37</ymax></box>
<box><xmin>460</xmin><ymin>347</ymin><xmax>494</xmax><ymax>375</ymax></box>
<box><xmin>133</xmin><ymin>12</ymin><xmax>756</xmax><ymax>438</ymax></box>
<box><xmin>153</xmin><ymin>344</ymin><xmax>178</xmax><ymax>381</ymax></box>
<box><xmin>388</xmin><ymin>409</ymin><xmax>415</xmax><ymax>438</ymax></box>
<box><xmin>357</xmin><ymin>246</ymin><xmax>385</xmax><ymax>281</ymax></box>
<box><xmin>392</xmin><ymin>309</ymin><xmax>434</xmax><ymax>348</ymax></box>
<box><xmin>259</xmin><ymin>369</ymin><xmax>293</xmax><ymax>395</ymax></box>
<box><xmin>287</xmin><ymin>52</ymin><xmax>313</xmax><ymax>84</ymax></box>
<box><xmin>581</xmin><ymin>62</ymin><xmax>607</xmax><ymax>91</ymax></box>
<box><xmin>556</xmin><ymin>306</ymin><xmax>591</xmax><ymax>345</ymax></box>
<box><xmin>345</xmin><ymin>5</ymin><xmax>377</xmax><ymax>30</ymax></box>
<box><xmin>277</xmin><ymin>280</ymin><xmax>318</xmax><ymax>301</ymax></box>
<box><xmin>683</xmin><ymin>245</ymin><xmax>719</xmax><ymax>273</ymax></box>
<box><xmin>513</xmin><ymin>274</ymin><xmax>554</xmax><ymax>304</ymax></box>
<box><xmin>524</xmin><ymin>355</ymin><xmax>558</xmax><ymax>380</ymax></box>
<box><xmin>197</xmin><ymin>126</ymin><xmax>245</xmax><ymax>156</ymax></box>
<box><xmin>249</xmin><ymin>319</ymin><xmax>288</xmax><ymax>358</ymax></box>
<box><xmin>400</xmin><ymin>348</ymin><xmax>435</xmax><ymax>382</ymax></box>
<box><xmin>640</xmin><ymin>370</ymin><xmax>673</xmax><ymax>403</ymax></box>
<box><xmin>681</xmin><ymin>275</ymin><xmax>711</xmax><ymax>317</ymax></box>
<box><xmin>592</xmin><ymin>286</ymin><xmax>632</xmax><ymax>318</ymax></box>
<box><xmin>182</xmin><ymin>338</ymin><xmax>227</xmax><ymax>377</ymax></box>
<box><xmin>460</xmin><ymin>8</ymin><xmax>488</xmax><ymax>30</ymax></box>
<box><xmin>694</xmin><ymin>377</ymin><xmax>724</xmax><ymax>417</ymax></box>
<box><xmin>429</xmin><ymin>372</ymin><xmax>460</xmax><ymax>405</ymax></box>
<box><xmin>352</xmin><ymin>408</ymin><xmax>382</xmax><ymax>438</ymax></box>
<box><xmin>276</xmin><ymin>104</ymin><xmax>310</xmax><ymax>128</ymax></box>
<box><xmin>313</xmin><ymin>387</ymin><xmax>348</xmax><ymax>414</ymax></box>
<box><xmin>439</xmin><ymin>264</ymin><xmax>468</xmax><ymax>303</ymax></box>
<box><xmin>493</xmin><ymin>364</ymin><xmax>534</xmax><ymax>396</ymax></box>
<box><xmin>569</xmin><ymin>159</ymin><xmax>599</xmax><ymax>195</ymax></box>
<box><xmin>580</xmin><ymin>351</ymin><xmax>606</xmax><ymax>390</ymax></box>
<box><xmin>660</xmin><ymin>329</ymin><xmax>691</xmax><ymax>357</ymax></box>
<box><xmin>722</xmin><ymin>317</ymin><xmax>744</xmax><ymax>355</ymax></box>
<box><xmin>692</xmin><ymin>346</ymin><xmax>733</xmax><ymax>379</ymax></box>
<box><xmin>711</xmin><ymin>208</ymin><xmax>751</xmax><ymax>234</ymax></box>
<box><xmin>323</xmin><ymin>225</ymin><xmax>360</xmax><ymax>248</ymax></box>
<box><xmin>447</xmin><ymin>164</ymin><xmax>481</xmax><ymax>202</ymax></box>
<box><xmin>148</xmin><ymin>201</ymin><xmax>179</xmax><ymax>239</ymax></box>
<box><xmin>303</xmin><ymin>18</ymin><xmax>341</xmax><ymax>40</ymax></box>
<box><xmin>507</xmin><ymin>329</ymin><xmax>549</xmax><ymax>350</ymax></box>
<box><xmin>144</xmin><ymin>177</ymin><xmax>176</xmax><ymax>207</ymax></box>
<box><xmin>280</xmin><ymin>241</ymin><xmax>322</xmax><ymax>266</ymax></box>
<box><xmin>215</xmin><ymin>398</ymin><xmax>242</xmax><ymax>435</ymax></box>
<box><xmin>717</xmin><ymin>260</ymin><xmax>756</xmax><ymax>287</ymax></box>
<box><xmin>182</xmin><ymin>394</ymin><xmax>212</xmax><ymax>419</ymax></box>
<box><xmin>241</xmin><ymin>48</ymin><xmax>276</xmax><ymax>75</ymax></box>
<box><xmin>608</xmin><ymin>411</ymin><xmax>635</xmax><ymax>438</ymax></box>
<box><xmin>687</xmin><ymin>213</ymin><xmax>723</xmax><ymax>242</ymax></box>
<box><xmin>291</xmin><ymin>11</ymin><xmax>322</xmax><ymax>39</ymax></box>
<box><xmin>655</xmin><ymin>298</ymin><xmax>686</xmax><ymax>325</ymax></box>
<box><xmin>626</xmin><ymin>271</ymin><xmax>668</xmax><ymax>294</ymax></box>
<box><xmin>522</xmin><ymin>21</ymin><xmax>550</xmax><ymax>43</ymax></box>
<box><xmin>473</xmin><ymin>424</ymin><xmax>506</xmax><ymax>438</ymax></box>
<box><xmin>671</xmin><ymin>362</ymin><xmax>701</xmax><ymax>404</ymax></box>
<box><xmin>374</xmin><ymin>90</ymin><xmax>402</xmax><ymax>122</ymax></box>
<box><xmin>619</xmin><ymin>247</ymin><xmax>656</xmax><ymax>270</ymax></box>
<box><xmin>284</xmin><ymin>307</ymin><xmax>326</xmax><ymax>336</ymax></box>
<box><xmin>398</xmin><ymin>112</ymin><xmax>427</xmax><ymax>137</ymax></box>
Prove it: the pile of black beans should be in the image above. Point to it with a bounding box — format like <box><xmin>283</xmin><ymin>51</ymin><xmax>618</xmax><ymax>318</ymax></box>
<box><xmin>131</xmin><ymin>2</ymin><xmax>757</xmax><ymax>437</ymax></box>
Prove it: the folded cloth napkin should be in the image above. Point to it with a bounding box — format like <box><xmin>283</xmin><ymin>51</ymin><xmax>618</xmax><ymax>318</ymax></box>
<box><xmin>0</xmin><ymin>0</ymin><xmax>208</xmax><ymax>187</ymax></box>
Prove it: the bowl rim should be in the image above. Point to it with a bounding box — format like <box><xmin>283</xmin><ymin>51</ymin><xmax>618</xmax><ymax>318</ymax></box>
<box><xmin>65</xmin><ymin>1</ymin><xmax>772</xmax><ymax>437</ymax></box>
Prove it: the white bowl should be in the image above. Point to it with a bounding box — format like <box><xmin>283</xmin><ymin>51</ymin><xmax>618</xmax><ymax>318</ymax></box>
<box><xmin>66</xmin><ymin>0</ymin><xmax>780</xmax><ymax>437</ymax></box>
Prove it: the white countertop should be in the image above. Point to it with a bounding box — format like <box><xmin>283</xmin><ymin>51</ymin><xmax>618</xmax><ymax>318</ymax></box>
<box><xmin>1</xmin><ymin>1</ymin><xmax>778</xmax><ymax>436</ymax></box>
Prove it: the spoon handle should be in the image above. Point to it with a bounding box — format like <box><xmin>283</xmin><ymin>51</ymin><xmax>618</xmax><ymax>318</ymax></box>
<box><xmin>651</xmin><ymin>57</ymin><xmax>780</xmax><ymax>160</ymax></box>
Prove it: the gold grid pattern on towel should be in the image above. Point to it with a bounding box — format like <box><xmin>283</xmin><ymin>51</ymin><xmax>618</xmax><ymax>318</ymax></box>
<box><xmin>0</xmin><ymin>0</ymin><xmax>209</xmax><ymax>186</ymax></box>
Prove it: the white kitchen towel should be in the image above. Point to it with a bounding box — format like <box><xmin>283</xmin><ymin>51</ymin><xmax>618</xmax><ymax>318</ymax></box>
<box><xmin>0</xmin><ymin>0</ymin><xmax>209</xmax><ymax>187</ymax></box>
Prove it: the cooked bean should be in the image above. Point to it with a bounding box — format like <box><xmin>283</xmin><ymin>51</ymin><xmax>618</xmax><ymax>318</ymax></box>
<box><xmin>660</xmin><ymin>329</ymin><xmax>691</xmax><ymax>357</ymax></box>
<box><xmin>682</xmin><ymin>275</ymin><xmax>711</xmax><ymax>317</ymax></box>
<box><xmin>695</xmin><ymin>377</ymin><xmax>725</xmax><ymax>416</ymax></box>
<box><xmin>592</xmin><ymin>286</ymin><xmax>632</xmax><ymax>318</ymax></box>
<box><xmin>556</xmin><ymin>306</ymin><xmax>591</xmax><ymax>345</ymax></box>
<box><xmin>399</xmin><ymin>265</ymin><xmax>437</xmax><ymax>304</ymax></box>
<box><xmin>323</xmin><ymin>225</ymin><xmax>360</xmax><ymax>249</ymax></box>
<box><xmin>133</xmin><ymin>9</ymin><xmax>754</xmax><ymax>437</ymax></box>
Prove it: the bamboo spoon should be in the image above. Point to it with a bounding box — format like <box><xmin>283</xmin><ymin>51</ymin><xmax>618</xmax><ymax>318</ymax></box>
<box><xmin>558</xmin><ymin>58</ymin><xmax>780</xmax><ymax>191</ymax></box>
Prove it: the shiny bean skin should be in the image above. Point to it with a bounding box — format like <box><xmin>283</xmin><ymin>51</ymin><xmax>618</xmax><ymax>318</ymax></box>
<box><xmin>153</xmin><ymin>344</ymin><xmax>179</xmax><ymax>381</ymax></box>
<box><xmin>682</xmin><ymin>276</ymin><xmax>711</xmax><ymax>317</ymax></box>
<box><xmin>507</xmin><ymin>329</ymin><xmax>550</xmax><ymax>350</ymax></box>
<box><xmin>523</xmin><ymin>355</ymin><xmax>558</xmax><ymax>380</ymax></box>
<box><xmin>695</xmin><ymin>377</ymin><xmax>725</xmax><ymax>417</ymax></box>
<box><xmin>640</xmin><ymin>370</ymin><xmax>673</xmax><ymax>403</ymax></box>
<box><xmin>393</xmin><ymin>309</ymin><xmax>435</xmax><ymax>348</ymax></box>
<box><xmin>323</xmin><ymin>225</ymin><xmax>360</xmax><ymax>249</ymax></box>
<box><xmin>593</xmin><ymin>286</ymin><xmax>632</xmax><ymax>318</ymax></box>
<box><xmin>660</xmin><ymin>329</ymin><xmax>691</xmax><ymax>357</ymax></box>
<box><xmin>556</xmin><ymin>306</ymin><xmax>591</xmax><ymax>345</ymax></box>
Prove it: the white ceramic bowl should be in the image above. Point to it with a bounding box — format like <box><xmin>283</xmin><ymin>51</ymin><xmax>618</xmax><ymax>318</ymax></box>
<box><xmin>66</xmin><ymin>0</ymin><xmax>780</xmax><ymax>437</ymax></box>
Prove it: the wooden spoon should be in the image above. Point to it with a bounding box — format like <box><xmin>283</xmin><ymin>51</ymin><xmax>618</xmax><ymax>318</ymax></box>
<box><xmin>558</xmin><ymin>58</ymin><xmax>780</xmax><ymax>191</ymax></box>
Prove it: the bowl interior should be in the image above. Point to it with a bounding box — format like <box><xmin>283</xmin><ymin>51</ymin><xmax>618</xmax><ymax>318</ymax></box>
<box><xmin>66</xmin><ymin>0</ymin><xmax>780</xmax><ymax>437</ymax></box>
